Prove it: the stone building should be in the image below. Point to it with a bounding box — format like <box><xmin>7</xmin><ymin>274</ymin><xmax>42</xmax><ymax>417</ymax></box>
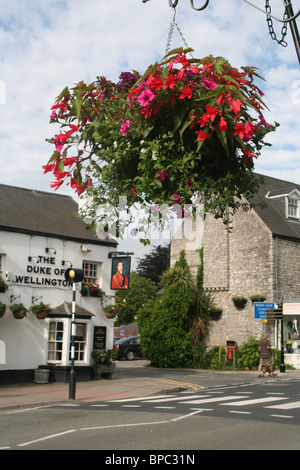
<box><xmin>171</xmin><ymin>174</ymin><xmax>300</xmax><ymax>368</ymax></box>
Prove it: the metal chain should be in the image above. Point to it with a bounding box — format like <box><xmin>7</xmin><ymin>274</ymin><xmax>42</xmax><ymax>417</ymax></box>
<box><xmin>165</xmin><ymin>7</ymin><xmax>193</xmax><ymax>55</ymax></box>
<box><xmin>265</xmin><ymin>0</ymin><xmax>288</xmax><ymax>47</ymax></box>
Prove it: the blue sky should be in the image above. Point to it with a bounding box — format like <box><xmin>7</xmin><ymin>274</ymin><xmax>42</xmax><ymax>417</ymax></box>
<box><xmin>0</xmin><ymin>0</ymin><xmax>299</xmax><ymax>263</ymax></box>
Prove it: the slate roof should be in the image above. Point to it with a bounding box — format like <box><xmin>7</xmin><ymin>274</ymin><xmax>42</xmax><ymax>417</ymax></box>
<box><xmin>0</xmin><ymin>184</ymin><xmax>117</xmax><ymax>246</ymax></box>
<box><xmin>250</xmin><ymin>174</ymin><xmax>300</xmax><ymax>240</ymax></box>
<box><xmin>50</xmin><ymin>302</ymin><xmax>95</xmax><ymax>318</ymax></box>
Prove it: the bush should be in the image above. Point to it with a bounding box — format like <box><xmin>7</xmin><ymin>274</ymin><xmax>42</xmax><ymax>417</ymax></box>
<box><xmin>235</xmin><ymin>337</ymin><xmax>260</xmax><ymax>370</ymax></box>
<box><xmin>138</xmin><ymin>286</ymin><xmax>193</xmax><ymax>368</ymax></box>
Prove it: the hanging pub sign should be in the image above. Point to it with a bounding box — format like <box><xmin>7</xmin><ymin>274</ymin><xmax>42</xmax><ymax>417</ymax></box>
<box><xmin>110</xmin><ymin>256</ymin><xmax>131</xmax><ymax>290</ymax></box>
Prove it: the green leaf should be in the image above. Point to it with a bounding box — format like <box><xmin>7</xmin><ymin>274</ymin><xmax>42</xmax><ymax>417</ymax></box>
<box><xmin>72</xmin><ymin>90</ymin><xmax>83</xmax><ymax>120</ymax></box>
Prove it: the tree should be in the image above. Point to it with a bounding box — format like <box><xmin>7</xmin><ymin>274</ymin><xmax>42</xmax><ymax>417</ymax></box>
<box><xmin>114</xmin><ymin>272</ymin><xmax>157</xmax><ymax>326</ymax></box>
<box><xmin>136</xmin><ymin>245</ymin><xmax>170</xmax><ymax>285</ymax></box>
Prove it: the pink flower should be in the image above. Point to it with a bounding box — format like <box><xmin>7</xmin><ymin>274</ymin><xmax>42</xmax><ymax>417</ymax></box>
<box><xmin>201</xmin><ymin>78</ymin><xmax>218</xmax><ymax>90</ymax></box>
<box><xmin>137</xmin><ymin>89</ymin><xmax>155</xmax><ymax>107</ymax></box>
<box><xmin>185</xmin><ymin>181</ymin><xmax>193</xmax><ymax>188</ymax></box>
<box><xmin>50</xmin><ymin>110</ymin><xmax>57</xmax><ymax>120</ymax></box>
<box><xmin>168</xmin><ymin>194</ymin><xmax>180</xmax><ymax>206</ymax></box>
<box><xmin>155</xmin><ymin>170</ymin><xmax>169</xmax><ymax>181</ymax></box>
<box><xmin>130</xmin><ymin>188</ymin><xmax>136</xmax><ymax>194</ymax></box>
<box><xmin>151</xmin><ymin>205</ymin><xmax>159</xmax><ymax>213</ymax></box>
<box><xmin>120</xmin><ymin>120</ymin><xmax>130</xmax><ymax>136</ymax></box>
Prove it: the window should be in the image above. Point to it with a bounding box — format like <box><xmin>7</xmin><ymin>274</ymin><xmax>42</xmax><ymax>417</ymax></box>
<box><xmin>48</xmin><ymin>321</ymin><xmax>64</xmax><ymax>362</ymax></box>
<box><xmin>288</xmin><ymin>197</ymin><xmax>299</xmax><ymax>218</ymax></box>
<box><xmin>70</xmin><ymin>323</ymin><xmax>87</xmax><ymax>362</ymax></box>
<box><xmin>82</xmin><ymin>261</ymin><xmax>98</xmax><ymax>283</ymax></box>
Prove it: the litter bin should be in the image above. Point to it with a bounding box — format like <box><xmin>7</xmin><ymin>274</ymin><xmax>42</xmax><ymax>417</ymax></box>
<box><xmin>34</xmin><ymin>368</ymin><xmax>50</xmax><ymax>384</ymax></box>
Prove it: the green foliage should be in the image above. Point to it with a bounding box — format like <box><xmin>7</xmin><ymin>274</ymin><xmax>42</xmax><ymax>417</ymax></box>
<box><xmin>138</xmin><ymin>286</ymin><xmax>193</xmax><ymax>368</ymax></box>
<box><xmin>115</xmin><ymin>272</ymin><xmax>158</xmax><ymax>326</ymax></box>
<box><xmin>235</xmin><ymin>337</ymin><xmax>260</xmax><ymax>370</ymax></box>
<box><xmin>91</xmin><ymin>349</ymin><xmax>117</xmax><ymax>365</ymax></box>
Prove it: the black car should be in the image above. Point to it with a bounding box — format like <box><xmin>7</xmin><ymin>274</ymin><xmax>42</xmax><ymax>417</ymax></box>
<box><xmin>114</xmin><ymin>336</ymin><xmax>143</xmax><ymax>361</ymax></box>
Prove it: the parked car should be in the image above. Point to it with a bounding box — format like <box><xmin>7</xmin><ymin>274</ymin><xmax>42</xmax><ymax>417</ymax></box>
<box><xmin>113</xmin><ymin>337</ymin><xmax>121</xmax><ymax>345</ymax></box>
<box><xmin>114</xmin><ymin>336</ymin><xmax>143</xmax><ymax>361</ymax></box>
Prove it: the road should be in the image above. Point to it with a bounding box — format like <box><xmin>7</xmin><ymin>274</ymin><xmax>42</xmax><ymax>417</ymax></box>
<box><xmin>1</xmin><ymin>362</ymin><xmax>300</xmax><ymax>451</ymax></box>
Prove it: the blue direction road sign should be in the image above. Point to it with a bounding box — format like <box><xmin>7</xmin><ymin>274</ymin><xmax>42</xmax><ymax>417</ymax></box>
<box><xmin>254</xmin><ymin>302</ymin><xmax>275</xmax><ymax>320</ymax></box>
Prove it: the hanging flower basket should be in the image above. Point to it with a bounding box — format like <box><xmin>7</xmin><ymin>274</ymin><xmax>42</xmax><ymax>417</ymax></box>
<box><xmin>44</xmin><ymin>47</ymin><xmax>278</xmax><ymax>239</ymax></box>
<box><xmin>30</xmin><ymin>302</ymin><xmax>51</xmax><ymax>319</ymax></box>
<box><xmin>0</xmin><ymin>302</ymin><xmax>6</xmax><ymax>318</ymax></box>
<box><xmin>232</xmin><ymin>296</ymin><xmax>247</xmax><ymax>309</ymax></box>
<box><xmin>10</xmin><ymin>303</ymin><xmax>27</xmax><ymax>319</ymax></box>
<box><xmin>250</xmin><ymin>294</ymin><xmax>266</xmax><ymax>303</ymax></box>
<box><xmin>104</xmin><ymin>305</ymin><xmax>116</xmax><ymax>319</ymax></box>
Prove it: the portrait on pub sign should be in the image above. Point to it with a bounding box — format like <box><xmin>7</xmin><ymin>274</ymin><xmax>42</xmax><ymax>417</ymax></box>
<box><xmin>110</xmin><ymin>257</ymin><xmax>131</xmax><ymax>290</ymax></box>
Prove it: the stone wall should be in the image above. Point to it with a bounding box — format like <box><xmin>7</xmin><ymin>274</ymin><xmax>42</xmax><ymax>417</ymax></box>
<box><xmin>203</xmin><ymin>206</ymin><xmax>274</xmax><ymax>348</ymax></box>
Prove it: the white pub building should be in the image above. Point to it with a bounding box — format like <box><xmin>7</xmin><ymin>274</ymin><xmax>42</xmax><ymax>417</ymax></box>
<box><xmin>0</xmin><ymin>184</ymin><xmax>118</xmax><ymax>384</ymax></box>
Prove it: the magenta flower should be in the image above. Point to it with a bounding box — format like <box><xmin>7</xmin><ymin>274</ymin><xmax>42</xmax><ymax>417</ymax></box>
<box><xmin>130</xmin><ymin>188</ymin><xmax>136</xmax><ymax>194</ymax></box>
<box><xmin>155</xmin><ymin>170</ymin><xmax>169</xmax><ymax>181</ymax></box>
<box><xmin>168</xmin><ymin>193</ymin><xmax>180</xmax><ymax>206</ymax></box>
<box><xmin>120</xmin><ymin>120</ymin><xmax>130</xmax><ymax>136</ymax></box>
<box><xmin>137</xmin><ymin>89</ymin><xmax>155</xmax><ymax>107</ymax></box>
<box><xmin>201</xmin><ymin>78</ymin><xmax>218</xmax><ymax>90</ymax></box>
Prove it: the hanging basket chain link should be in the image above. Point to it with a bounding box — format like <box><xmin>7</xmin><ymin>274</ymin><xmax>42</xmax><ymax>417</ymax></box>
<box><xmin>265</xmin><ymin>0</ymin><xmax>288</xmax><ymax>47</ymax></box>
<box><xmin>165</xmin><ymin>7</ymin><xmax>193</xmax><ymax>55</ymax></box>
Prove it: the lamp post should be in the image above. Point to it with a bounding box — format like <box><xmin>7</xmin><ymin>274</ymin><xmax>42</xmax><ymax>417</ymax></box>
<box><xmin>275</xmin><ymin>300</ymin><xmax>285</xmax><ymax>373</ymax></box>
<box><xmin>65</xmin><ymin>268</ymin><xmax>84</xmax><ymax>400</ymax></box>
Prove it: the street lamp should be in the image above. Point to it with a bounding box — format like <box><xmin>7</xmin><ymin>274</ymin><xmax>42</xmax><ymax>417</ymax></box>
<box><xmin>275</xmin><ymin>300</ymin><xmax>285</xmax><ymax>373</ymax></box>
<box><xmin>65</xmin><ymin>268</ymin><xmax>84</xmax><ymax>399</ymax></box>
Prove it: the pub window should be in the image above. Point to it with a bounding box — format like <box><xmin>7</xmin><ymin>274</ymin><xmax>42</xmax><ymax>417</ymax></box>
<box><xmin>82</xmin><ymin>261</ymin><xmax>98</xmax><ymax>283</ymax></box>
<box><xmin>69</xmin><ymin>323</ymin><xmax>87</xmax><ymax>362</ymax></box>
<box><xmin>48</xmin><ymin>321</ymin><xmax>64</xmax><ymax>362</ymax></box>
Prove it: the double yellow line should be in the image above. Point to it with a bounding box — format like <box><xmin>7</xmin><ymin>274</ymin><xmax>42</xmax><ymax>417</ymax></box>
<box><xmin>157</xmin><ymin>378</ymin><xmax>204</xmax><ymax>391</ymax></box>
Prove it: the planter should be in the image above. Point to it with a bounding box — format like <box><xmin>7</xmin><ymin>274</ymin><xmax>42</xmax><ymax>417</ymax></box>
<box><xmin>0</xmin><ymin>308</ymin><xmax>6</xmax><ymax>318</ymax></box>
<box><xmin>34</xmin><ymin>369</ymin><xmax>50</xmax><ymax>384</ymax></box>
<box><xmin>0</xmin><ymin>286</ymin><xmax>6</xmax><ymax>293</ymax></box>
<box><xmin>233</xmin><ymin>299</ymin><xmax>247</xmax><ymax>310</ymax></box>
<box><xmin>34</xmin><ymin>310</ymin><xmax>48</xmax><ymax>320</ymax></box>
<box><xmin>12</xmin><ymin>311</ymin><xmax>26</xmax><ymax>319</ymax></box>
<box><xmin>93</xmin><ymin>363</ymin><xmax>115</xmax><ymax>380</ymax></box>
<box><xmin>105</xmin><ymin>311</ymin><xmax>116</xmax><ymax>319</ymax></box>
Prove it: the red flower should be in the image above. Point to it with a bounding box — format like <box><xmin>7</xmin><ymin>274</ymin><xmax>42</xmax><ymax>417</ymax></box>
<box><xmin>195</xmin><ymin>130</ymin><xmax>211</xmax><ymax>141</ymax></box>
<box><xmin>179</xmin><ymin>85</ymin><xmax>193</xmax><ymax>99</ymax></box>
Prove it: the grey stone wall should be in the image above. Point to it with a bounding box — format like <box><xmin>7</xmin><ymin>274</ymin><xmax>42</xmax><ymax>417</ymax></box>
<box><xmin>203</xmin><ymin>206</ymin><xmax>274</xmax><ymax>347</ymax></box>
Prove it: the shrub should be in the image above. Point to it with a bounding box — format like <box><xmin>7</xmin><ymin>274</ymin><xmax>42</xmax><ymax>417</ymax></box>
<box><xmin>235</xmin><ymin>337</ymin><xmax>260</xmax><ymax>370</ymax></box>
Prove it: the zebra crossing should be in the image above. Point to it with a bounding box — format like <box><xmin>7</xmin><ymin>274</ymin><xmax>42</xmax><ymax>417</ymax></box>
<box><xmin>103</xmin><ymin>381</ymin><xmax>300</xmax><ymax>422</ymax></box>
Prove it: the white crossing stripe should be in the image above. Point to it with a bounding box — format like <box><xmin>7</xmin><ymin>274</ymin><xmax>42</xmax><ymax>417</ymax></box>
<box><xmin>109</xmin><ymin>395</ymin><xmax>176</xmax><ymax>403</ymax></box>
<box><xmin>178</xmin><ymin>396</ymin><xmax>242</xmax><ymax>405</ymax></box>
<box><xmin>144</xmin><ymin>394</ymin><xmax>211</xmax><ymax>403</ymax></box>
<box><xmin>265</xmin><ymin>401</ymin><xmax>300</xmax><ymax>410</ymax></box>
<box><xmin>220</xmin><ymin>397</ymin><xmax>288</xmax><ymax>406</ymax></box>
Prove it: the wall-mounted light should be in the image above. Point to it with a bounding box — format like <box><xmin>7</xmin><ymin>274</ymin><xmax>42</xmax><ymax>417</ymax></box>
<box><xmin>45</xmin><ymin>247</ymin><xmax>57</xmax><ymax>255</ymax></box>
<box><xmin>62</xmin><ymin>260</ymin><xmax>73</xmax><ymax>267</ymax></box>
<box><xmin>28</xmin><ymin>256</ymin><xmax>39</xmax><ymax>263</ymax></box>
<box><xmin>81</xmin><ymin>245</ymin><xmax>91</xmax><ymax>253</ymax></box>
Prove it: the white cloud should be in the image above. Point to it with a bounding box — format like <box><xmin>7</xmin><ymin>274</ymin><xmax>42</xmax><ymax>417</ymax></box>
<box><xmin>0</xmin><ymin>0</ymin><xmax>299</xmax><ymax>261</ymax></box>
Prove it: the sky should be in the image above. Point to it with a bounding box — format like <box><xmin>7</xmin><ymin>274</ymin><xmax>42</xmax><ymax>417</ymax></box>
<box><xmin>0</xmin><ymin>0</ymin><xmax>299</xmax><ymax>266</ymax></box>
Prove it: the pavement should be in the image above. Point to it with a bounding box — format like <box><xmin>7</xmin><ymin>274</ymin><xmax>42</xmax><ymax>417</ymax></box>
<box><xmin>0</xmin><ymin>360</ymin><xmax>299</xmax><ymax>412</ymax></box>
